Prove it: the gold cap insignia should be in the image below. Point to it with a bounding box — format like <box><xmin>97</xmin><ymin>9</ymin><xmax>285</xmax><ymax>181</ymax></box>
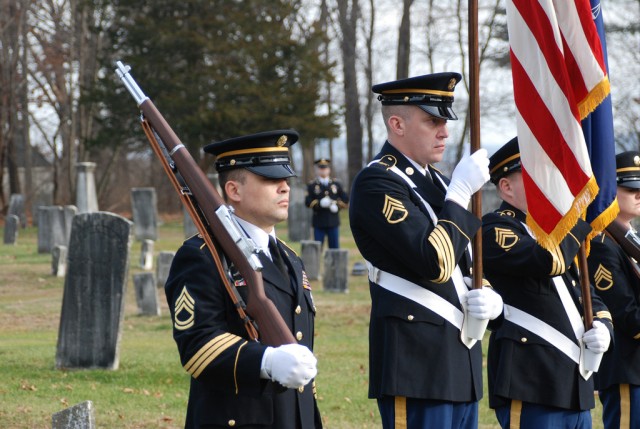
<box><xmin>174</xmin><ymin>286</ymin><xmax>195</xmax><ymax>330</ymax></box>
<box><xmin>594</xmin><ymin>264</ymin><xmax>614</xmax><ymax>291</ymax></box>
<box><xmin>383</xmin><ymin>195</ymin><xmax>408</xmax><ymax>224</ymax></box>
<box><xmin>634</xmin><ymin>156</ymin><xmax>640</xmax><ymax>166</ymax></box>
<box><xmin>448</xmin><ymin>78</ymin><xmax>457</xmax><ymax>90</ymax></box>
<box><xmin>277</xmin><ymin>135</ymin><xmax>288</xmax><ymax>147</ymax></box>
<box><xmin>230</xmin><ymin>159</ymin><xmax>236</xmax><ymax>166</ymax></box>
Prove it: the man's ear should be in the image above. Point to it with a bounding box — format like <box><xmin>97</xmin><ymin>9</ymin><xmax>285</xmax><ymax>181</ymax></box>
<box><xmin>225</xmin><ymin>180</ymin><xmax>241</xmax><ymax>203</ymax></box>
<box><xmin>388</xmin><ymin>115</ymin><xmax>405</xmax><ymax>136</ymax></box>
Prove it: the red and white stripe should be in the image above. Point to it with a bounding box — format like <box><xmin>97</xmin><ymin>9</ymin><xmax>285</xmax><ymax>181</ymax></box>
<box><xmin>506</xmin><ymin>0</ymin><xmax>609</xmax><ymax>250</ymax></box>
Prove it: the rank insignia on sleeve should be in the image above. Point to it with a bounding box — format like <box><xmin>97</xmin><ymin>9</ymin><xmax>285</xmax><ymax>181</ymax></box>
<box><xmin>594</xmin><ymin>264</ymin><xmax>614</xmax><ymax>291</ymax></box>
<box><xmin>174</xmin><ymin>286</ymin><xmax>195</xmax><ymax>331</ymax></box>
<box><xmin>494</xmin><ymin>227</ymin><xmax>519</xmax><ymax>251</ymax></box>
<box><xmin>302</xmin><ymin>271</ymin><xmax>312</xmax><ymax>290</ymax></box>
<box><xmin>383</xmin><ymin>195</ymin><xmax>408</xmax><ymax>224</ymax></box>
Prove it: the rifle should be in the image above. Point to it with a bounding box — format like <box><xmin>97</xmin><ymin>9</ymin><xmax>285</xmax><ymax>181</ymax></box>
<box><xmin>115</xmin><ymin>61</ymin><xmax>296</xmax><ymax>346</ymax></box>
<box><xmin>605</xmin><ymin>218</ymin><xmax>640</xmax><ymax>279</ymax></box>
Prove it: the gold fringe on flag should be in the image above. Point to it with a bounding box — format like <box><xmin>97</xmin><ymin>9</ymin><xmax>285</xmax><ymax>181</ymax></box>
<box><xmin>526</xmin><ymin>175</ymin><xmax>600</xmax><ymax>252</ymax></box>
<box><xmin>578</xmin><ymin>77</ymin><xmax>611</xmax><ymax>121</ymax></box>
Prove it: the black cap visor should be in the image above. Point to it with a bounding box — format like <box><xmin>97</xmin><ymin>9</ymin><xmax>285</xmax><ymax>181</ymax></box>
<box><xmin>417</xmin><ymin>104</ymin><xmax>458</xmax><ymax>120</ymax></box>
<box><xmin>618</xmin><ymin>178</ymin><xmax>640</xmax><ymax>190</ymax></box>
<box><xmin>247</xmin><ymin>164</ymin><xmax>297</xmax><ymax>179</ymax></box>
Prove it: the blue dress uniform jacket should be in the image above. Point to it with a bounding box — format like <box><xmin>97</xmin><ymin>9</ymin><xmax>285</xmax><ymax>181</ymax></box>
<box><xmin>349</xmin><ymin>141</ymin><xmax>483</xmax><ymax>402</ymax></box>
<box><xmin>588</xmin><ymin>232</ymin><xmax>640</xmax><ymax>390</ymax></box>
<box><xmin>165</xmin><ymin>235</ymin><xmax>321</xmax><ymax>429</ymax></box>
<box><xmin>305</xmin><ymin>178</ymin><xmax>349</xmax><ymax>228</ymax></box>
<box><xmin>482</xmin><ymin>202</ymin><xmax>613</xmax><ymax>411</ymax></box>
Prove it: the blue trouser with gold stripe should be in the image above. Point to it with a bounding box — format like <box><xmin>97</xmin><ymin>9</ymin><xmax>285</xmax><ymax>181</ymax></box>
<box><xmin>377</xmin><ymin>396</ymin><xmax>478</xmax><ymax>429</ymax></box>
<box><xmin>495</xmin><ymin>400</ymin><xmax>591</xmax><ymax>429</ymax></box>
<box><xmin>599</xmin><ymin>384</ymin><xmax>640</xmax><ymax>429</ymax></box>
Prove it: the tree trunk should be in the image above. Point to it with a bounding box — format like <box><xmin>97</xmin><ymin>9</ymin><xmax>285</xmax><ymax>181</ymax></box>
<box><xmin>396</xmin><ymin>0</ymin><xmax>414</xmax><ymax>80</ymax></box>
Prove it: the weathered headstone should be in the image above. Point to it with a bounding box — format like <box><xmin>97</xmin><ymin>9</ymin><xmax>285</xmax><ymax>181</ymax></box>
<box><xmin>75</xmin><ymin>162</ymin><xmax>98</xmax><ymax>214</ymax></box>
<box><xmin>287</xmin><ymin>180</ymin><xmax>312</xmax><ymax>242</ymax></box>
<box><xmin>133</xmin><ymin>273</ymin><xmax>161</xmax><ymax>316</ymax></box>
<box><xmin>323</xmin><ymin>249</ymin><xmax>349</xmax><ymax>293</ymax></box>
<box><xmin>3</xmin><ymin>214</ymin><xmax>19</xmax><ymax>245</ymax></box>
<box><xmin>140</xmin><ymin>239</ymin><xmax>154</xmax><ymax>270</ymax></box>
<box><xmin>32</xmin><ymin>189</ymin><xmax>54</xmax><ymax>227</ymax></box>
<box><xmin>300</xmin><ymin>240</ymin><xmax>322</xmax><ymax>280</ymax></box>
<box><xmin>7</xmin><ymin>193</ymin><xmax>26</xmax><ymax>228</ymax></box>
<box><xmin>55</xmin><ymin>212</ymin><xmax>133</xmax><ymax>370</ymax></box>
<box><xmin>37</xmin><ymin>205</ymin><xmax>77</xmax><ymax>253</ymax></box>
<box><xmin>183</xmin><ymin>207</ymin><xmax>198</xmax><ymax>238</ymax></box>
<box><xmin>51</xmin><ymin>400</ymin><xmax>95</xmax><ymax>429</ymax></box>
<box><xmin>52</xmin><ymin>245</ymin><xmax>68</xmax><ymax>277</ymax></box>
<box><xmin>351</xmin><ymin>261</ymin><xmax>367</xmax><ymax>276</ymax></box>
<box><xmin>131</xmin><ymin>187</ymin><xmax>158</xmax><ymax>241</ymax></box>
<box><xmin>156</xmin><ymin>251</ymin><xmax>175</xmax><ymax>288</ymax></box>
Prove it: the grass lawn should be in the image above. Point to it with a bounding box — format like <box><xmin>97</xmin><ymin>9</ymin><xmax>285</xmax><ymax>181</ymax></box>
<box><xmin>0</xmin><ymin>212</ymin><xmax>603</xmax><ymax>428</ymax></box>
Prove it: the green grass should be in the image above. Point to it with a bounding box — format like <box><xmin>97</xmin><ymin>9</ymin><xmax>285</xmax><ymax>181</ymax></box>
<box><xmin>0</xmin><ymin>213</ymin><xmax>602</xmax><ymax>428</ymax></box>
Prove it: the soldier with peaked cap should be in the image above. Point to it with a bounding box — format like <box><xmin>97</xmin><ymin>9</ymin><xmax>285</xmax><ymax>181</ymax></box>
<box><xmin>483</xmin><ymin>136</ymin><xmax>613</xmax><ymax>429</ymax></box>
<box><xmin>587</xmin><ymin>151</ymin><xmax>640</xmax><ymax>429</ymax></box>
<box><xmin>305</xmin><ymin>158</ymin><xmax>349</xmax><ymax>248</ymax></box>
<box><xmin>349</xmin><ymin>72</ymin><xmax>503</xmax><ymax>429</ymax></box>
<box><xmin>164</xmin><ymin>130</ymin><xmax>322</xmax><ymax>429</ymax></box>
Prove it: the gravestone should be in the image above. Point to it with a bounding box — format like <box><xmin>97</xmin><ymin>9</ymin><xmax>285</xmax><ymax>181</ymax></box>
<box><xmin>140</xmin><ymin>239</ymin><xmax>154</xmax><ymax>270</ymax></box>
<box><xmin>51</xmin><ymin>400</ymin><xmax>95</xmax><ymax>429</ymax></box>
<box><xmin>133</xmin><ymin>273</ymin><xmax>161</xmax><ymax>316</ymax></box>
<box><xmin>183</xmin><ymin>207</ymin><xmax>198</xmax><ymax>238</ymax></box>
<box><xmin>38</xmin><ymin>205</ymin><xmax>77</xmax><ymax>253</ymax></box>
<box><xmin>7</xmin><ymin>193</ymin><xmax>26</xmax><ymax>228</ymax></box>
<box><xmin>32</xmin><ymin>189</ymin><xmax>54</xmax><ymax>227</ymax></box>
<box><xmin>3</xmin><ymin>214</ymin><xmax>19</xmax><ymax>245</ymax></box>
<box><xmin>131</xmin><ymin>187</ymin><xmax>158</xmax><ymax>241</ymax></box>
<box><xmin>323</xmin><ymin>249</ymin><xmax>349</xmax><ymax>293</ymax></box>
<box><xmin>76</xmin><ymin>162</ymin><xmax>98</xmax><ymax>214</ymax></box>
<box><xmin>300</xmin><ymin>240</ymin><xmax>322</xmax><ymax>280</ymax></box>
<box><xmin>52</xmin><ymin>245</ymin><xmax>68</xmax><ymax>277</ymax></box>
<box><xmin>156</xmin><ymin>251</ymin><xmax>175</xmax><ymax>288</ymax></box>
<box><xmin>55</xmin><ymin>212</ymin><xmax>133</xmax><ymax>370</ymax></box>
<box><xmin>287</xmin><ymin>180</ymin><xmax>312</xmax><ymax>242</ymax></box>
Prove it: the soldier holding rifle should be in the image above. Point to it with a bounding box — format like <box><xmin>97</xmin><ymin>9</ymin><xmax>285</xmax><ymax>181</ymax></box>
<box><xmin>165</xmin><ymin>130</ymin><xmax>322</xmax><ymax>429</ymax></box>
<box><xmin>588</xmin><ymin>151</ymin><xmax>640</xmax><ymax>429</ymax></box>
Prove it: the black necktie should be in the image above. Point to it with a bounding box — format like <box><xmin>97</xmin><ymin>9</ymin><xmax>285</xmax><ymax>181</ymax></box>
<box><xmin>268</xmin><ymin>236</ymin><xmax>288</xmax><ymax>279</ymax></box>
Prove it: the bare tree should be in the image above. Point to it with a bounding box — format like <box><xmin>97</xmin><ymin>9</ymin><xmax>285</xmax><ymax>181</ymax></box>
<box><xmin>336</xmin><ymin>0</ymin><xmax>363</xmax><ymax>184</ymax></box>
<box><xmin>362</xmin><ymin>0</ymin><xmax>376</xmax><ymax>161</ymax></box>
<box><xmin>396</xmin><ymin>0</ymin><xmax>414</xmax><ymax>79</ymax></box>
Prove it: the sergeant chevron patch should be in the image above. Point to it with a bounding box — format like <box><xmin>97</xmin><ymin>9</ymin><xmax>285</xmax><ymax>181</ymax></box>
<box><xmin>594</xmin><ymin>264</ymin><xmax>614</xmax><ymax>291</ymax></box>
<box><xmin>383</xmin><ymin>195</ymin><xmax>408</xmax><ymax>224</ymax></box>
<box><xmin>174</xmin><ymin>286</ymin><xmax>195</xmax><ymax>331</ymax></box>
<box><xmin>494</xmin><ymin>227</ymin><xmax>519</xmax><ymax>251</ymax></box>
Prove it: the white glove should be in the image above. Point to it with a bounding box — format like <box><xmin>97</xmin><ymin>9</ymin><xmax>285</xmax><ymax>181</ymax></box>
<box><xmin>445</xmin><ymin>148</ymin><xmax>490</xmax><ymax>208</ymax></box>
<box><xmin>582</xmin><ymin>320</ymin><xmax>611</xmax><ymax>353</ymax></box>
<box><xmin>329</xmin><ymin>203</ymin><xmax>338</xmax><ymax>213</ymax></box>
<box><xmin>260</xmin><ymin>344</ymin><xmax>317</xmax><ymax>389</ymax></box>
<box><xmin>465</xmin><ymin>287</ymin><xmax>503</xmax><ymax>320</ymax></box>
<box><xmin>320</xmin><ymin>196</ymin><xmax>332</xmax><ymax>208</ymax></box>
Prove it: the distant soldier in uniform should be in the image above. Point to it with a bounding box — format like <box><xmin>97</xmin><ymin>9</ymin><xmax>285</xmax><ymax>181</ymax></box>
<box><xmin>305</xmin><ymin>158</ymin><xmax>349</xmax><ymax>248</ymax></box>
<box><xmin>588</xmin><ymin>150</ymin><xmax>640</xmax><ymax>429</ymax></box>
<box><xmin>483</xmin><ymin>136</ymin><xmax>613</xmax><ymax>429</ymax></box>
<box><xmin>164</xmin><ymin>130</ymin><xmax>322</xmax><ymax>429</ymax></box>
<box><xmin>349</xmin><ymin>72</ymin><xmax>503</xmax><ymax>429</ymax></box>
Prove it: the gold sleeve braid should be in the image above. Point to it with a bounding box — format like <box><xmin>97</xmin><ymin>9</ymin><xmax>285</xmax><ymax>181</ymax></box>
<box><xmin>185</xmin><ymin>333</ymin><xmax>243</xmax><ymax>378</ymax></box>
<box><xmin>548</xmin><ymin>246</ymin><xmax>566</xmax><ymax>276</ymax></box>
<box><xmin>428</xmin><ymin>224</ymin><xmax>455</xmax><ymax>283</ymax></box>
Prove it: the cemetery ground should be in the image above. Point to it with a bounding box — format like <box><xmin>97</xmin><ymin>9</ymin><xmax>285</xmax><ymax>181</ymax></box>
<box><xmin>0</xmin><ymin>213</ymin><xmax>603</xmax><ymax>428</ymax></box>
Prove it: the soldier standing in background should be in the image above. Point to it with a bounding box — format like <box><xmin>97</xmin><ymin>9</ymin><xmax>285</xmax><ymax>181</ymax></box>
<box><xmin>305</xmin><ymin>158</ymin><xmax>349</xmax><ymax>249</ymax></box>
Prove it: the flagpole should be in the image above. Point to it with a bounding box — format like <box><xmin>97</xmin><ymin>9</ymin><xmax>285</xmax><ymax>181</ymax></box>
<box><xmin>579</xmin><ymin>245</ymin><xmax>594</xmax><ymax>329</ymax></box>
<box><xmin>469</xmin><ymin>0</ymin><xmax>482</xmax><ymax>290</ymax></box>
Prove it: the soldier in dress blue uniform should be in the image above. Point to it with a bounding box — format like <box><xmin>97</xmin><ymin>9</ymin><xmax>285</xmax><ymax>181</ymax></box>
<box><xmin>483</xmin><ymin>137</ymin><xmax>614</xmax><ymax>429</ymax></box>
<box><xmin>587</xmin><ymin>151</ymin><xmax>640</xmax><ymax>429</ymax></box>
<box><xmin>305</xmin><ymin>158</ymin><xmax>349</xmax><ymax>248</ymax></box>
<box><xmin>349</xmin><ymin>72</ymin><xmax>503</xmax><ymax>429</ymax></box>
<box><xmin>164</xmin><ymin>130</ymin><xmax>322</xmax><ymax>429</ymax></box>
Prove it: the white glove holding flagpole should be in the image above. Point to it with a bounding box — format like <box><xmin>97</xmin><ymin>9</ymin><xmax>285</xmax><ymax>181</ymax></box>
<box><xmin>446</xmin><ymin>148</ymin><xmax>490</xmax><ymax>208</ymax></box>
<box><xmin>465</xmin><ymin>287</ymin><xmax>503</xmax><ymax>320</ymax></box>
<box><xmin>261</xmin><ymin>344</ymin><xmax>317</xmax><ymax>389</ymax></box>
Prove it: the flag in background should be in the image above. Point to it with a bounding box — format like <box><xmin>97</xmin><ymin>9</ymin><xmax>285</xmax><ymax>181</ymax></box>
<box><xmin>506</xmin><ymin>0</ymin><xmax>611</xmax><ymax>251</ymax></box>
<box><xmin>583</xmin><ymin>0</ymin><xmax>618</xmax><ymax>238</ymax></box>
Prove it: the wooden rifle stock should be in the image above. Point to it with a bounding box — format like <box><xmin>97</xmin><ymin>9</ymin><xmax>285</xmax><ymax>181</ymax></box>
<box><xmin>115</xmin><ymin>61</ymin><xmax>295</xmax><ymax>346</ymax></box>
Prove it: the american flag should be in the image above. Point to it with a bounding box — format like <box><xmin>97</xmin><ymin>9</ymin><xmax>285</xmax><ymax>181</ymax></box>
<box><xmin>506</xmin><ymin>0</ymin><xmax>612</xmax><ymax>251</ymax></box>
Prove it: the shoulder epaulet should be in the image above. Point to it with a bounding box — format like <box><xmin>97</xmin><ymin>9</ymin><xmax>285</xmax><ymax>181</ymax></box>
<box><xmin>497</xmin><ymin>209</ymin><xmax>517</xmax><ymax>218</ymax></box>
<box><xmin>278</xmin><ymin>239</ymin><xmax>298</xmax><ymax>257</ymax></box>
<box><xmin>370</xmin><ymin>154</ymin><xmax>398</xmax><ymax>170</ymax></box>
<box><xmin>429</xmin><ymin>165</ymin><xmax>444</xmax><ymax>175</ymax></box>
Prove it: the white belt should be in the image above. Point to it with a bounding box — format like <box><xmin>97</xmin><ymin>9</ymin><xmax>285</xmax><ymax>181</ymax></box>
<box><xmin>367</xmin><ymin>262</ymin><xmax>464</xmax><ymax>330</ymax></box>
